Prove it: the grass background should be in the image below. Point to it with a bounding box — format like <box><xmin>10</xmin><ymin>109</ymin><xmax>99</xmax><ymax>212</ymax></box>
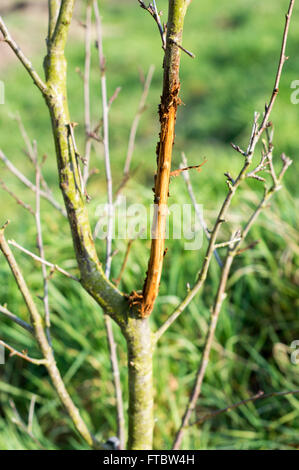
<box><xmin>0</xmin><ymin>0</ymin><xmax>298</xmax><ymax>450</ymax></box>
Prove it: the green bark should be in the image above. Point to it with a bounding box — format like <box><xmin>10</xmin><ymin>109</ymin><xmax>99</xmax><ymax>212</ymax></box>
<box><xmin>43</xmin><ymin>1</ymin><xmax>127</xmax><ymax>329</ymax></box>
<box><xmin>125</xmin><ymin>316</ymin><xmax>155</xmax><ymax>450</ymax></box>
<box><xmin>163</xmin><ymin>0</ymin><xmax>188</xmax><ymax>94</ymax></box>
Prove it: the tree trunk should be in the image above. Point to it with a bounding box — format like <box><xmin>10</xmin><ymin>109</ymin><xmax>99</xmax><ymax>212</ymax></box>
<box><xmin>125</xmin><ymin>317</ymin><xmax>154</xmax><ymax>450</ymax></box>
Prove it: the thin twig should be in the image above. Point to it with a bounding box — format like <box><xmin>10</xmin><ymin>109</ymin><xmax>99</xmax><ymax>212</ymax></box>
<box><xmin>138</xmin><ymin>1</ymin><xmax>166</xmax><ymax>50</ymax></box>
<box><xmin>156</xmin><ymin>0</ymin><xmax>295</xmax><ymax>343</ymax></box>
<box><xmin>0</xmin><ymin>305</ymin><xmax>34</xmax><ymax>334</ymax></box>
<box><xmin>0</xmin><ymin>223</ymin><xmax>99</xmax><ymax>448</ymax></box>
<box><xmin>214</xmin><ymin>238</ymin><xmax>242</xmax><ymax>249</ymax></box>
<box><xmin>114</xmin><ymin>239</ymin><xmax>134</xmax><ymax>287</ymax></box>
<box><xmin>0</xmin><ymin>16</ymin><xmax>48</xmax><ymax>95</ymax></box>
<box><xmin>0</xmin><ymin>178</ymin><xmax>34</xmax><ymax>215</ymax></box>
<box><xmin>169</xmin><ymin>38</ymin><xmax>195</xmax><ymax>58</ymax></box>
<box><xmin>0</xmin><ymin>150</ymin><xmax>67</xmax><ymax>217</ymax></box>
<box><xmin>14</xmin><ymin>113</ymin><xmax>35</xmax><ymax>164</ymax></box>
<box><xmin>9</xmin><ymin>399</ymin><xmax>45</xmax><ymax>449</ymax></box>
<box><xmin>48</xmin><ymin>0</ymin><xmax>60</xmax><ymax>42</ymax></box>
<box><xmin>180</xmin><ymin>153</ymin><xmax>222</xmax><ymax>267</ymax></box>
<box><xmin>0</xmin><ymin>340</ymin><xmax>47</xmax><ymax>365</ymax></box>
<box><xmin>173</xmin><ymin>143</ymin><xmax>293</xmax><ymax>450</ymax></box>
<box><xmin>35</xmin><ymin>160</ymin><xmax>52</xmax><ymax>346</ymax></box>
<box><xmin>94</xmin><ymin>0</ymin><xmax>113</xmax><ymax>277</ymax></box>
<box><xmin>13</xmin><ymin>113</ymin><xmax>53</xmax><ymax>195</ymax></box>
<box><xmin>108</xmin><ymin>86</ymin><xmax>122</xmax><ymax>110</ymax></box>
<box><xmin>27</xmin><ymin>394</ymin><xmax>37</xmax><ymax>435</ymax></box>
<box><xmin>8</xmin><ymin>239</ymin><xmax>79</xmax><ymax>282</ymax></box>
<box><xmin>123</xmin><ymin>65</ymin><xmax>155</xmax><ymax>176</ymax></box>
<box><xmin>172</xmin><ymin>251</ymin><xmax>234</xmax><ymax>449</ymax></box>
<box><xmin>83</xmin><ymin>1</ymin><xmax>92</xmax><ymax>185</ymax></box>
<box><xmin>93</xmin><ymin>0</ymin><xmax>125</xmax><ymax>450</ymax></box>
<box><xmin>256</xmin><ymin>0</ymin><xmax>295</xmax><ymax>139</ymax></box>
<box><xmin>169</xmin><ymin>1</ymin><xmax>296</xmax><ymax>448</ymax></box>
<box><xmin>189</xmin><ymin>389</ymin><xmax>299</xmax><ymax>428</ymax></box>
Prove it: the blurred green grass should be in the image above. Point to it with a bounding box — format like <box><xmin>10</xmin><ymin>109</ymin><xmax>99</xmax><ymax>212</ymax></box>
<box><xmin>0</xmin><ymin>0</ymin><xmax>298</xmax><ymax>450</ymax></box>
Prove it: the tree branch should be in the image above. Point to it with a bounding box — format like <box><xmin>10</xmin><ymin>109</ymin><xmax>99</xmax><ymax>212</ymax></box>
<box><xmin>156</xmin><ymin>0</ymin><xmax>295</xmax><ymax>340</ymax></box>
<box><xmin>0</xmin><ymin>340</ymin><xmax>47</xmax><ymax>365</ymax></box>
<box><xmin>35</xmin><ymin>160</ymin><xmax>52</xmax><ymax>345</ymax></box>
<box><xmin>0</xmin><ymin>16</ymin><xmax>48</xmax><ymax>95</ymax></box>
<box><xmin>48</xmin><ymin>0</ymin><xmax>61</xmax><ymax>43</ymax></box>
<box><xmin>173</xmin><ymin>141</ymin><xmax>293</xmax><ymax>449</ymax></box>
<box><xmin>188</xmin><ymin>389</ymin><xmax>299</xmax><ymax>428</ymax></box>
<box><xmin>0</xmin><ymin>223</ymin><xmax>99</xmax><ymax>448</ymax></box>
<box><xmin>0</xmin><ymin>305</ymin><xmax>34</xmax><ymax>334</ymax></box>
<box><xmin>0</xmin><ymin>178</ymin><xmax>34</xmax><ymax>216</ymax></box>
<box><xmin>83</xmin><ymin>1</ymin><xmax>93</xmax><ymax>185</ymax></box>
<box><xmin>0</xmin><ymin>150</ymin><xmax>67</xmax><ymax>217</ymax></box>
<box><xmin>180</xmin><ymin>152</ymin><xmax>222</xmax><ymax>267</ymax></box>
<box><xmin>8</xmin><ymin>239</ymin><xmax>79</xmax><ymax>282</ymax></box>
<box><xmin>123</xmin><ymin>65</ymin><xmax>155</xmax><ymax>177</ymax></box>
<box><xmin>93</xmin><ymin>0</ymin><xmax>125</xmax><ymax>449</ymax></box>
<box><xmin>43</xmin><ymin>0</ymin><xmax>128</xmax><ymax>327</ymax></box>
<box><xmin>141</xmin><ymin>0</ymin><xmax>189</xmax><ymax>317</ymax></box>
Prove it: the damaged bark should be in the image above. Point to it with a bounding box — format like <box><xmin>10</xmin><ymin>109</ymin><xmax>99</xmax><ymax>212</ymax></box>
<box><xmin>141</xmin><ymin>0</ymin><xmax>188</xmax><ymax>317</ymax></box>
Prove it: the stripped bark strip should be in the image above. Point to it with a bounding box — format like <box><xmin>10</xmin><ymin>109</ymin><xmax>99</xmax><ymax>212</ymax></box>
<box><xmin>141</xmin><ymin>0</ymin><xmax>188</xmax><ymax>317</ymax></box>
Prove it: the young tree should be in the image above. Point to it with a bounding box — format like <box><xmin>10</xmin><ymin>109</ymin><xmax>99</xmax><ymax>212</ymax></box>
<box><xmin>0</xmin><ymin>0</ymin><xmax>297</xmax><ymax>450</ymax></box>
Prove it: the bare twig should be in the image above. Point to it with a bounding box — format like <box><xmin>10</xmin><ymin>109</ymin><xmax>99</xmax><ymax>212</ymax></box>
<box><xmin>0</xmin><ymin>340</ymin><xmax>47</xmax><ymax>365</ymax></box>
<box><xmin>138</xmin><ymin>1</ymin><xmax>166</xmax><ymax>50</ymax></box>
<box><xmin>113</xmin><ymin>66</ymin><xmax>154</xmax><ymax>202</ymax></box>
<box><xmin>83</xmin><ymin>1</ymin><xmax>93</xmax><ymax>185</ymax></box>
<box><xmin>93</xmin><ymin>0</ymin><xmax>125</xmax><ymax>450</ymax></box>
<box><xmin>9</xmin><ymin>399</ymin><xmax>44</xmax><ymax>449</ymax></box>
<box><xmin>180</xmin><ymin>153</ymin><xmax>222</xmax><ymax>267</ymax></box>
<box><xmin>12</xmin><ymin>113</ymin><xmax>54</xmax><ymax>195</ymax></box>
<box><xmin>173</xmin><ymin>250</ymin><xmax>234</xmax><ymax>449</ymax></box>
<box><xmin>156</xmin><ymin>0</ymin><xmax>295</xmax><ymax>342</ymax></box>
<box><xmin>214</xmin><ymin>238</ymin><xmax>242</xmax><ymax>249</ymax></box>
<box><xmin>48</xmin><ymin>0</ymin><xmax>60</xmax><ymax>42</ymax></box>
<box><xmin>108</xmin><ymin>86</ymin><xmax>122</xmax><ymax>110</ymax></box>
<box><xmin>189</xmin><ymin>389</ymin><xmax>299</xmax><ymax>428</ymax></box>
<box><xmin>0</xmin><ymin>223</ymin><xmax>99</xmax><ymax>448</ymax></box>
<box><xmin>124</xmin><ymin>65</ymin><xmax>155</xmax><ymax>176</ymax></box>
<box><xmin>94</xmin><ymin>0</ymin><xmax>113</xmax><ymax>277</ymax></box>
<box><xmin>256</xmin><ymin>0</ymin><xmax>295</xmax><ymax>138</ymax></box>
<box><xmin>173</xmin><ymin>143</ymin><xmax>293</xmax><ymax>449</ymax></box>
<box><xmin>0</xmin><ymin>150</ymin><xmax>67</xmax><ymax>217</ymax></box>
<box><xmin>8</xmin><ymin>239</ymin><xmax>79</xmax><ymax>282</ymax></box>
<box><xmin>0</xmin><ymin>305</ymin><xmax>34</xmax><ymax>334</ymax></box>
<box><xmin>0</xmin><ymin>16</ymin><xmax>48</xmax><ymax>95</ymax></box>
<box><xmin>169</xmin><ymin>38</ymin><xmax>195</xmax><ymax>58</ymax></box>
<box><xmin>14</xmin><ymin>113</ymin><xmax>36</xmax><ymax>164</ymax></box>
<box><xmin>114</xmin><ymin>240</ymin><xmax>134</xmax><ymax>287</ymax></box>
<box><xmin>27</xmin><ymin>395</ymin><xmax>37</xmax><ymax>434</ymax></box>
<box><xmin>35</xmin><ymin>160</ymin><xmax>52</xmax><ymax>346</ymax></box>
<box><xmin>0</xmin><ymin>178</ymin><xmax>34</xmax><ymax>215</ymax></box>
